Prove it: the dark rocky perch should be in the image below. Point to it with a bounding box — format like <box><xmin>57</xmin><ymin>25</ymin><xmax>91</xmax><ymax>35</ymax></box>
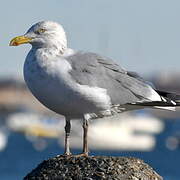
<box><xmin>24</xmin><ymin>155</ymin><xmax>163</xmax><ymax>180</ymax></box>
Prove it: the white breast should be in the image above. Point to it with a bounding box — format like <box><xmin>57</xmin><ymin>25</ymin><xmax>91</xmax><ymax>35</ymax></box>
<box><xmin>24</xmin><ymin>48</ymin><xmax>111</xmax><ymax>117</ymax></box>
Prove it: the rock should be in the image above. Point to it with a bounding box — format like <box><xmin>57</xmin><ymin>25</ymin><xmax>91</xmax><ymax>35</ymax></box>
<box><xmin>24</xmin><ymin>155</ymin><xmax>163</xmax><ymax>180</ymax></box>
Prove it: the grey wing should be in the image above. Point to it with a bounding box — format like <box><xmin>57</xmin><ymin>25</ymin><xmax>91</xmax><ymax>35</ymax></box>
<box><xmin>66</xmin><ymin>51</ymin><xmax>157</xmax><ymax>105</ymax></box>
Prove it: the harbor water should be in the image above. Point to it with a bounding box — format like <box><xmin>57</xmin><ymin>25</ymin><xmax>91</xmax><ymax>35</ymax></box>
<box><xmin>0</xmin><ymin>119</ymin><xmax>180</xmax><ymax>180</ymax></box>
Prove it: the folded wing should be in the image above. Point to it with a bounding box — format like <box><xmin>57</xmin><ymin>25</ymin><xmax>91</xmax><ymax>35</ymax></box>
<box><xmin>66</xmin><ymin>52</ymin><xmax>161</xmax><ymax>105</ymax></box>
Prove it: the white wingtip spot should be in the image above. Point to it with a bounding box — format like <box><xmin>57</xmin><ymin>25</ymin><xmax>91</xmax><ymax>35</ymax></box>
<box><xmin>171</xmin><ymin>100</ymin><xmax>176</xmax><ymax>105</ymax></box>
<box><xmin>161</xmin><ymin>97</ymin><xmax>167</xmax><ymax>102</ymax></box>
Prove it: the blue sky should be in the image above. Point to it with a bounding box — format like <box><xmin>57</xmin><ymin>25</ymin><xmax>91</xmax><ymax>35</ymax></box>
<box><xmin>1</xmin><ymin>0</ymin><xmax>180</xmax><ymax>77</ymax></box>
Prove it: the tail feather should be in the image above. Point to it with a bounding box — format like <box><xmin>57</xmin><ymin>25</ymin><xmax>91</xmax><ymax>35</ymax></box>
<box><xmin>130</xmin><ymin>90</ymin><xmax>180</xmax><ymax>111</ymax></box>
<box><xmin>156</xmin><ymin>90</ymin><xmax>180</xmax><ymax>105</ymax></box>
<box><xmin>156</xmin><ymin>90</ymin><xmax>180</xmax><ymax>102</ymax></box>
<box><xmin>132</xmin><ymin>101</ymin><xmax>180</xmax><ymax>107</ymax></box>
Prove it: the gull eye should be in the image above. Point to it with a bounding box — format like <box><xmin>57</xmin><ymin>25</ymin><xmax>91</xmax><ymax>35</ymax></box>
<box><xmin>35</xmin><ymin>28</ymin><xmax>46</xmax><ymax>34</ymax></box>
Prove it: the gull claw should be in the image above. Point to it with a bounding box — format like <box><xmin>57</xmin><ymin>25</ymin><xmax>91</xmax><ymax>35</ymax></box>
<box><xmin>75</xmin><ymin>152</ymin><xmax>89</xmax><ymax>157</ymax></box>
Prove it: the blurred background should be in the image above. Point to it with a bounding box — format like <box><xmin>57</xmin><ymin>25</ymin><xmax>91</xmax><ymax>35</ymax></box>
<box><xmin>1</xmin><ymin>0</ymin><xmax>180</xmax><ymax>179</ymax></box>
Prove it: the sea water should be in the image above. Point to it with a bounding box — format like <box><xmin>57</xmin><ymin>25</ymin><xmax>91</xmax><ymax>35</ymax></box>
<box><xmin>0</xmin><ymin>131</ymin><xmax>179</xmax><ymax>180</ymax></box>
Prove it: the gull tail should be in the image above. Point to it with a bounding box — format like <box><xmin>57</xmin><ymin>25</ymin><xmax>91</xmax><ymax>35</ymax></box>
<box><xmin>156</xmin><ymin>90</ymin><xmax>180</xmax><ymax>104</ymax></box>
<box><xmin>134</xmin><ymin>90</ymin><xmax>180</xmax><ymax>111</ymax></box>
<box><xmin>156</xmin><ymin>90</ymin><xmax>180</xmax><ymax>111</ymax></box>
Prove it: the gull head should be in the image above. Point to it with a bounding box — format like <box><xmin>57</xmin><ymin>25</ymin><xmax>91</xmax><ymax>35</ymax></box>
<box><xmin>10</xmin><ymin>21</ymin><xmax>67</xmax><ymax>53</ymax></box>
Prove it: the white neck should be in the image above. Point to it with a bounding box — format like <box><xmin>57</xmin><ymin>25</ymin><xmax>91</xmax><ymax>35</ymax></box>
<box><xmin>31</xmin><ymin>46</ymin><xmax>75</xmax><ymax>61</ymax></box>
<box><xmin>32</xmin><ymin>41</ymin><xmax>67</xmax><ymax>56</ymax></box>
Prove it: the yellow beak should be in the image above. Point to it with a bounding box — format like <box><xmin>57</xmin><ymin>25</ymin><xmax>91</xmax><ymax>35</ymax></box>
<box><xmin>9</xmin><ymin>35</ymin><xmax>33</xmax><ymax>46</ymax></box>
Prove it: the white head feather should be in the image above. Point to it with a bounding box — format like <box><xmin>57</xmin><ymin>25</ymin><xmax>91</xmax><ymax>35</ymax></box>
<box><xmin>25</xmin><ymin>21</ymin><xmax>67</xmax><ymax>54</ymax></box>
